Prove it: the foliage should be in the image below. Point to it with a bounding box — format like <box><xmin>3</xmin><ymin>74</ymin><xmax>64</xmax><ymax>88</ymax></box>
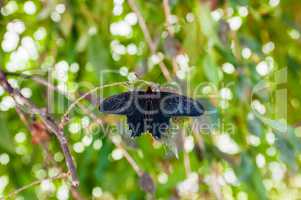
<box><xmin>0</xmin><ymin>0</ymin><xmax>301</xmax><ymax>199</ymax></box>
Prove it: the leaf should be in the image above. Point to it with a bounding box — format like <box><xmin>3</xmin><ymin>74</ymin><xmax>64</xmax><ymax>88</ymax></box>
<box><xmin>197</xmin><ymin>3</ymin><xmax>219</xmax><ymax>45</ymax></box>
<box><xmin>37</xmin><ymin>0</ymin><xmax>55</xmax><ymax>20</ymax></box>
<box><xmin>76</xmin><ymin>32</ymin><xmax>89</xmax><ymax>52</ymax></box>
<box><xmin>236</xmin><ymin>153</ymin><xmax>268</xmax><ymax>200</ymax></box>
<box><xmin>0</xmin><ymin>115</ymin><xmax>14</xmax><ymax>153</ymax></box>
<box><xmin>60</xmin><ymin>12</ymin><xmax>73</xmax><ymax>37</ymax></box>
<box><xmin>257</xmin><ymin>116</ymin><xmax>288</xmax><ymax>133</ymax></box>
<box><xmin>247</xmin><ymin>117</ymin><xmax>263</xmax><ymax>136</ymax></box>
<box><xmin>203</xmin><ymin>55</ymin><xmax>220</xmax><ymax>85</ymax></box>
<box><xmin>275</xmin><ymin>132</ymin><xmax>298</xmax><ymax>171</ymax></box>
<box><xmin>87</xmin><ymin>36</ymin><xmax>110</xmax><ymax>70</ymax></box>
<box><xmin>30</xmin><ymin>121</ymin><xmax>50</xmax><ymax>144</ymax></box>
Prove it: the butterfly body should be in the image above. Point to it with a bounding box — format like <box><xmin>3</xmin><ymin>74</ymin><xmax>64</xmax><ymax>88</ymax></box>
<box><xmin>100</xmin><ymin>87</ymin><xmax>203</xmax><ymax>139</ymax></box>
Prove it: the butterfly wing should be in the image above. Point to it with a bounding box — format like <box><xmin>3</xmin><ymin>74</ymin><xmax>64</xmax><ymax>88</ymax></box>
<box><xmin>99</xmin><ymin>92</ymin><xmax>136</xmax><ymax>115</ymax></box>
<box><xmin>150</xmin><ymin>113</ymin><xmax>170</xmax><ymax>139</ymax></box>
<box><xmin>127</xmin><ymin>113</ymin><xmax>145</xmax><ymax>137</ymax></box>
<box><xmin>159</xmin><ymin>92</ymin><xmax>204</xmax><ymax>117</ymax></box>
<box><xmin>100</xmin><ymin>91</ymin><xmax>148</xmax><ymax>137</ymax></box>
<box><xmin>100</xmin><ymin>90</ymin><xmax>203</xmax><ymax>139</ymax></box>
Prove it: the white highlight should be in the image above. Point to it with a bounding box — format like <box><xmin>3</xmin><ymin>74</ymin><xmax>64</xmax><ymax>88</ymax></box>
<box><xmin>119</xmin><ymin>66</ymin><xmax>129</xmax><ymax>76</ymax></box>
<box><xmin>127</xmin><ymin>72</ymin><xmax>137</xmax><ymax>82</ymax></box>
<box><xmin>211</xmin><ymin>9</ymin><xmax>223</xmax><ymax>21</ymax></box>
<box><xmin>34</xmin><ymin>27</ymin><xmax>47</xmax><ymax>40</ymax></box>
<box><xmin>55</xmin><ymin>4</ymin><xmax>66</xmax><ymax>14</ymax></box>
<box><xmin>262</xmin><ymin>42</ymin><xmax>275</xmax><ymax>54</ymax></box>
<box><xmin>184</xmin><ymin>136</ymin><xmax>194</xmax><ymax>153</ymax></box>
<box><xmin>158</xmin><ymin>173</ymin><xmax>168</xmax><ymax>184</ymax></box>
<box><xmin>93</xmin><ymin>139</ymin><xmax>103</xmax><ymax>150</ymax></box>
<box><xmin>15</xmin><ymin>132</ymin><xmax>26</xmax><ymax>143</ymax></box>
<box><xmin>256</xmin><ymin>61</ymin><xmax>271</xmax><ymax>76</ymax></box>
<box><xmin>247</xmin><ymin>135</ymin><xmax>261</xmax><ymax>146</ymax></box>
<box><xmin>24</xmin><ymin>1</ymin><xmax>36</xmax><ymax>15</ymax></box>
<box><xmin>110</xmin><ymin>21</ymin><xmax>132</xmax><ymax>37</ymax></box>
<box><xmin>252</xmin><ymin>100</ymin><xmax>266</xmax><ymax>114</ymax></box>
<box><xmin>215</xmin><ymin>134</ymin><xmax>240</xmax><ymax>154</ymax></box>
<box><xmin>222</xmin><ymin>63</ymin><xmax>235</xmax><ymax>74</ymax></box>
<box><xmin>56</xmin><ymin>184</ymin><xmax>69</xmax><ymax>200</ymax></box>
<box><xmin>256</xmin><ymin>154</ymin><xmax>266</xmax><ymax>168</ymax></box>
<box><xmin>224</xmin><ymin>169</ymin><xmax>238</xmax><ymax>185</ymax></box>
<box><xmin>220</xmin><ymin>88</ymin><xmax>233</xmax><ymax>100</ymax></box>
<box><xmin>125</xmin><ymin>12</ymin><xmax>138</xmax><ymax>26</ymax></box>
<box><xmin>177</xmin><ymin>173</ymin><xmax>199</xmax><ymax>198</ymax></box>
<box><xmin>112</xmin><ymin>148</ymin><xmax>123</xmax><ymax>160</ymax></box>
<box><xmin>242</xmin><ymin>47</ymin><xmax>252</xmax><ymax>59</ymax></box>
<box><xmin>69</xmin><ymin>122</ymin><xmax>81</xmax><ymax>134</ymax></box>
<box><xmin>266</xmin><ymin>132</ymin><xmax>275</xmax><ymax>144</ymax></box>
<box><xmin>227</xmin><ymin>16</ymin><xmax>242</xmax><ymax>31</ymax></box>
<box><xmin>269</xmin><ymin>0</ymin><xmax>280</xmax><ymax>7</ymax></box>
<box><xmin>92</xmin><ymin>187</ymin><xmax>103</xmax><ymax>197</ymax></box>
<box><xmin>0</xmin><ymin>154</ymin><xmax>10</xmax><ymax>165</ymax></box>
<box><xmin>73</xmin><ymin>142</ymin><xmax>85</xmax><ymax>153</ymax></box>
<box><xmin>238</xmin><ymin>6</ymin><xmax>248</xmax><ymax>17</ymax></box>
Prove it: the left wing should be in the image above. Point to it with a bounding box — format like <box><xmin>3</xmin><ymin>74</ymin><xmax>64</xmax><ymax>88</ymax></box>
<box><xmin>99</xmin><ymin>92</ymin><xmax>136</xmax><ymax>115</ymax></box>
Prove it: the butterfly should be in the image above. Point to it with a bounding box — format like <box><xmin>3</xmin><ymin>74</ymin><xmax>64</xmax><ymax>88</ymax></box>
<box><xmin>99</xmin><ymin>87</ymin><xmax>204</xmax><ymax>139</ymax></box>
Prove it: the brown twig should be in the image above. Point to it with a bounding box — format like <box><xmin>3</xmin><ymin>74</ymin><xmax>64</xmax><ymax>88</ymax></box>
<box><xmin>60</xmin><ymin>81</ymin><xmax>128</xmax><ymax>127</ymax></box>
<box><xmin>210</xmin><ymin>163</ymin><xmax>223</xmax><ymax>200</ymax></box>
<box><xmin>17</xmin><ymin>106</ymin><xmax>85</xmax><ymax>200</ymax></box>
<box><xmin>1</xmin><ymin>173</ymin><xmax>69</xmax><ymax>200</ymax></box>
<box><xmin>163</xmin><ymin>0</ymin><xmax>174</xmax><ymax>36</ymax></box>
<box><xmin>111</xmin><ymin>138</ymin><xmax>143</xmax><ymax>176</ymax></box>
<box><xmin>59</xmin><ymin>79</ymin><xmax>153</xmax><ymax>127</ymax></box>
<box><xmin>181</xmin><ymin>129</ymin><xmax>191</xmax><ymax>176</ymax></box>
<box><xmin>0</xmin><ymin>69</ymin><xmax>79</xmax><ymax>187</ymax></box>
<box><xmin>79</xmin><ymin>106</ymin><xmax>144</xmax><ymax>177</ymax></box>
<box><xmin>127</xmin><ymin>0</ymin><xmax>172</xmax><ymax>81</ymax></box>
<box><xmin>5</xmin><ymin>72</ymin><xmax>148</xmax><ymax>189</ymax></box>
<box><xmin>162</xmin><ymin>0</ymin><xmax>180</xmax><ymax>77</ymax></box>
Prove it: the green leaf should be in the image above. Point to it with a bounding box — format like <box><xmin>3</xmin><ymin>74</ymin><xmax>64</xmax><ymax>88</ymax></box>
<box><xmin>197</xmin><ymin>3</ymin><xmax>219</xmax><ymax>46</ymax></box>
<box><xmin>0</xmin><ymin>114</ymin><xmax>14</xmax><ymax>153</ymax></box>
<box><xmin>203</xmin><ymin>55</ymin><xmax>220</xmax><ymax>85</ymax></box>
<box><xmin>87</xmin><ymin>36</ymin><xmax>110</xmax><ymax>70</ymax></box>
<box><xmin>60</xmin><ymin>12</ymin><xmax>73</xmax><ymax>37</ymax></box>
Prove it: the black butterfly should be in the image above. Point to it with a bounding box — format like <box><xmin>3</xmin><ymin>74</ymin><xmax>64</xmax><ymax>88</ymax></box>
<box><xmin>99</xmin><ymin>87</ymin><xmax>204</xmax><ymax>139</ymax></box>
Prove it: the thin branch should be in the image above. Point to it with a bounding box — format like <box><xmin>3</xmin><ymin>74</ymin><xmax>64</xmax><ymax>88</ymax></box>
<box><xmin>127</xmin><ymin>0</ymin><xmax>172</xmax><ymax>81</ymax></box>
<box><xmin>163</xmin><ymin>0</ymin><xmax>174</xmax><ymax>36</ymax></box>
<box><xmin>60</xmin><ymin>79</ymin><xmax>154</xmax><ymax>126</ymax></box>
<box><xmin>60</xmin><ymin>81</ymin><xmax>128</xmax><ymax>126</ymax></box>
<box><xmin>67</xmin><ymin>100</ymin><xmax>144</xmax><ymax>177</ymax></box>
<box><xmin>128</xmin><ymin>0</ymin><xmax>155</xmax><ymax>52</ymax></box>
<box><xmin>80</xmin><ymin>106</ymin><xmax>144</xmax><ymax>177</ymax></box>
<box><xmin>0</xmin><ymin>69</ymin><xmax>79</xmax><ymax>187</ymax></box>
<box><xmin>17</xmin><ymin>107</ymin><xmax>85</xmax><ymax>200</ymax></box>
<box><xmin>111</xmin><ymin>138</ymin><xmax>143</xmax><ymax>176</ymax></box>
<box><xmin>6</xmin><ymin>72</ymin><xmax>146</xmax><ymax>179</ymax></box>
<box><xmin>1</xmin><ymin>173</ymin><xmax>69</xmax><ymax>200</ymax></box>
<box><xmin>181</xmin><ymin>129</ymin><xmax>191</xmax><ymax>176</ymax></box>
<box><xmin>162</xmin><ymin>0</ymin><xmax>180</xmax><ymax>75</ymax></box>
<box><xmin>210</xmin><ymin>163</ymin><xmax>223</xmax><ymax>200</ymax></box>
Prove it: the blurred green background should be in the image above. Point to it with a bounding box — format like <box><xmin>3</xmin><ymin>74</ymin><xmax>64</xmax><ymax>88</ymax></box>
<box><xmin>0</xmin><ymin>0</ymin><xmax>301</xmax><ymax>199</ymax></box>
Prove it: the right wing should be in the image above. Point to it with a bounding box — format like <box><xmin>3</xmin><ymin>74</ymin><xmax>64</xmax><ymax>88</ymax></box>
<box><xmin>159</xmin><ymin>92</ymin><xmax>204</xmax><ymax>117</ymax></box>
